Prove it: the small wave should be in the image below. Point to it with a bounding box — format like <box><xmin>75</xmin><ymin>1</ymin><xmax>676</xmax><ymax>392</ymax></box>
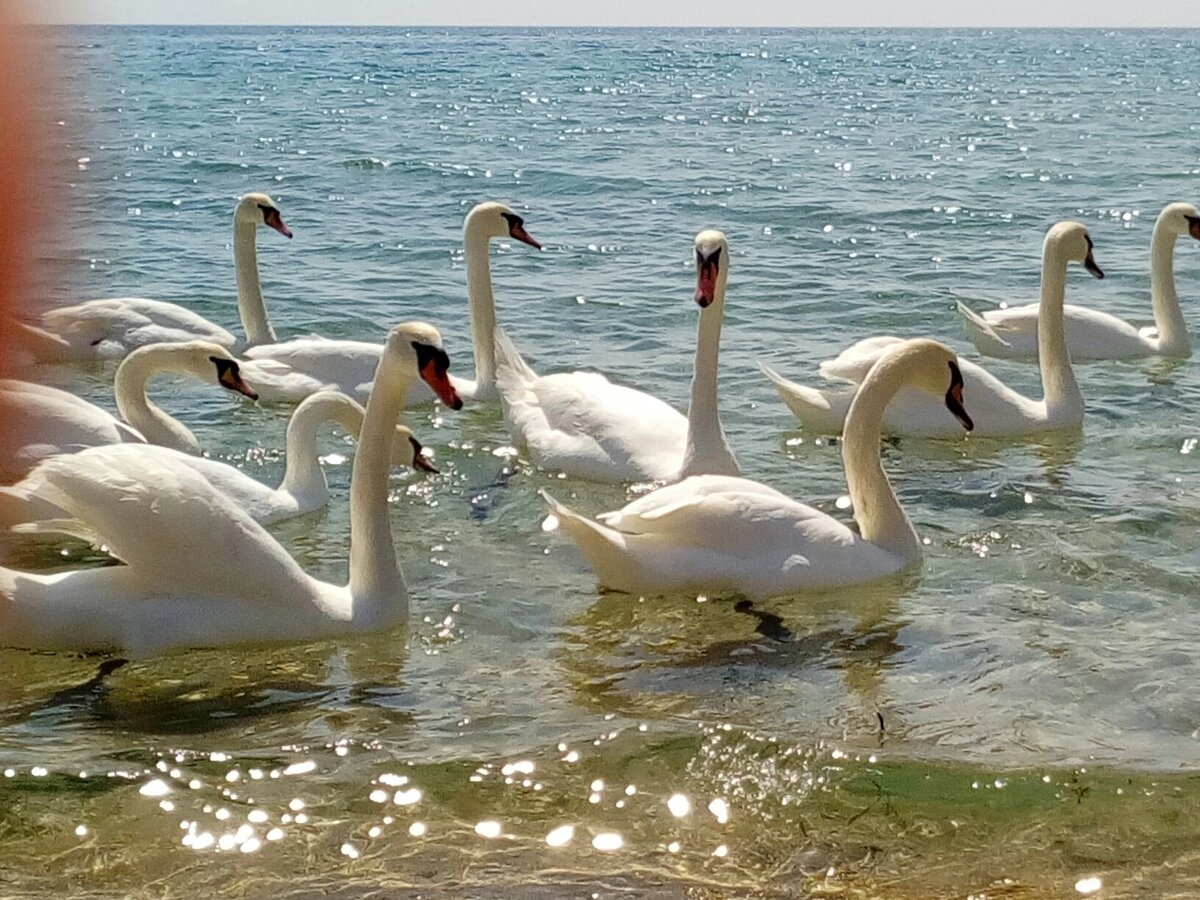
<box><xmin>343</xmin><ymin>157</ymin><xmax>393</xmax><ymax>170</ymax></box>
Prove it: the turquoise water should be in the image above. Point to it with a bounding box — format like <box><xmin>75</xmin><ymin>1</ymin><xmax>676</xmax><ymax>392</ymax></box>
<box><xmin>6</xmin><ymin>25</ymin><xmax>1200</xmax><ymax>895</ymax></box>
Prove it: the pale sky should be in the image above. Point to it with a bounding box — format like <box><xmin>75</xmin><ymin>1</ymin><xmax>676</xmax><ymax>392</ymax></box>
<box><xmin>25</xmin><ymin>0</ymin><xmax>1200</xmax><ymax>28</ymax></box>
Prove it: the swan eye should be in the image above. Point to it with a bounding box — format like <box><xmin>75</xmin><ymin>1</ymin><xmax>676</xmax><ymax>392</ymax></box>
<box><xmin>411</xmin><ymin>341</ymin><xmax>451</xmax><ymax>375</ymax></box>
<box><xmin>210</xmin><ymin>356</ymin><xmax>259</xmax><ymax>401</ymax></box>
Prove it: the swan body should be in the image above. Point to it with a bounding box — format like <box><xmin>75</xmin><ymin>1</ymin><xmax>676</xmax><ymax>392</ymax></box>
<box><xmin>235</xmin><ymin>201</ymin><xmax>541</xmax><ymax>406</ymax></box>
<box><xmin>957</xmin><ymin>202</ymin><xmax>1200</xmax><ymax>360</ymax></box>
<box><xmin>30</xmin><ymin>193</ymin><xmax>291</xmax><ymax>362</ymax></box>
<box><xmin>763</xmin><ymin>221</ymin><xmax>1104</xmax><ymax>438</ymax></box>
<box><xmin>0</xmin><ymin>341</ymin><xmax>257</xmax><ymax>482</ymax></box>
<box><xmin>544</xmin><ymin>339</ymin><xmax>973</xmax><ymax>597</ymax></box>
<box><xmin>0</xmin><ymin>322</ymin><xmax>462</xmax><ymax>656</ymax></box>
<box><xmin>495</xmin><ymin>230</ymin><xmax>740</xmax><ymax>484</ymax></box>
<box><xmin>239</xmin><ymin>338</ymin><xmax>386</xmax><ymax>404</ymax></box>
<box><xmin>0</xmin><ymin>391</ymin><xmax>435</xmax><ymax>533</ymax></box>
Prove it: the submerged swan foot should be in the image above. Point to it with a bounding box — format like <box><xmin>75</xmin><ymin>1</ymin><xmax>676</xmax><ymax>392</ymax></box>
<box><xmin>733</xmin><ymin>599</ymin><xmax>795</xmax><ymax>642</ymax></box>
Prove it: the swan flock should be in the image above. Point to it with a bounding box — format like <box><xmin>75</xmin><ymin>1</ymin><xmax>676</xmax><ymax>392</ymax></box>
<box><xmin>2</xmin><ymin>193</ymin><xmax>1195</xmax><ymax>655</ymax></box>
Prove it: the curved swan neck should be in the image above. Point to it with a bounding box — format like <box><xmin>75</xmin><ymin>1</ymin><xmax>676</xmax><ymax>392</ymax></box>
<box><xmin>463</xmin><ymin>219</ymin><xmax>499</xmax><ymax>396</ymax></box>
<box><xmin>234</xmin><ymin>219</ymin><xmax>276</xmax><ymax>346</ymax></box>
<box><xmin>679</xmin><ymin>266</ymin><xmax>737</xmax><ymax>479</ymax></box>
<box><xmin>841</xmin><ymin>353</ymin><xmax>921</xmax><ymax>562</ymax></box>
<box><xmin>113</xmin><ymin>348</ymin><xmax>199</xmax><ymax>452</ymax></box>
<box><xmin>280</xmin><ymin>393</ymin><xmax>364</xmax><ymax>499</ymax></box>
<box><xmin>1150</xmin><ymin>213</ymin><xmax>1189</xmax><ymax>354</ymax></box>
<box><xmin>347</xmin><ymin>354</ymin><xmax>411</xmax><ymax>613</ymax></box>
<box><xmin>1036</xmin><ymin>242</ymin><xmax>1082</xmax><ymax>416</ymax></box>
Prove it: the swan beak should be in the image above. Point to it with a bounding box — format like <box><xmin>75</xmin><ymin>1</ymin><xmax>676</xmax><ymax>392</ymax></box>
<box><xmin>944</xmin><ymin>362</ymin><xmax>973</xmax><ymax>432</ymax></box>
<box><xmin>509</xmin><ymin>222</ymin><xmax>542</xmax><ymax>250</ymax></box>
<box><xmin>1187</xmin><ymin>215</ymin><xmax>1200</xmax><ymax>241</ymax></box>
<box><xmin>409</xmin><ymin>436</ymin><xmax>439</xmax><ymax>474</ymax></box>
<box><xmin>420</xmin><ymin>361</ymin><xmax>463</xmax><ymax>410</ymax></box>
<box><xmin>695</xmin><ymin>255</ymin><xmax>720</xmax><ymax>308</ymax></box>
<box><xmin>265</xmin><ymin>207</ymin><xmax>292</xmax><ymax>239</ymax></box>
<box><xmin>1083</xmin><ymin>249</ymin><xmax>1104</xmax><ymax>279</ymax></box>
<box><xmin>212</xmin><ymin>358</ymin><xmax>259</xmax><ymax>401</ymax></box>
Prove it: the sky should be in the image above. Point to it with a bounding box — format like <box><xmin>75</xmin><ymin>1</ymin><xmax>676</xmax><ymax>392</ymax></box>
<box><xmin>25</xmin><ymin>0</ymin><xmax>1200</xmax><ymax>28</ymax></box>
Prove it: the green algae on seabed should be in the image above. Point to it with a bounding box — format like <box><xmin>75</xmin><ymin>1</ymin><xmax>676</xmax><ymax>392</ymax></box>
<box><xmin>0</xmin><ymin>727</ymin><xmax>1199</xmax><ymax>898</ymax></box>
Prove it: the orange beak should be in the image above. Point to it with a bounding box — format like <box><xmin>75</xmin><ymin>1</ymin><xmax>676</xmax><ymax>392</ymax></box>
<box><xmin>265</xmin><ymin>207</ymin><xmax>292</xmax><ymax>239</ymax></box>
<box><xmin>509</xmin><ymin>222</ymin><xmax>542</xmax><ymax>250</ymax></box>
<box><xmin>421</xmin><ymin>359</ymin><xmax>463</xmax><ymax>410</ymax></box>
<box><xmin>695</xmin><ymin>259</ymin><xmax>718</xmax><ymax>308</ymax></box>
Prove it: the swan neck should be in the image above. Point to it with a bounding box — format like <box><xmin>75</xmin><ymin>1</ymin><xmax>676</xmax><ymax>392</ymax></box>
<box><xmin>280</xmin><ymin>394</ymin><xmax>362</xmax><ymax>499</ymax></box>
<box><xmin>347</xmin><ymin>353</ymin><xmax>409</xmax><ymax>613</ymax></box>
<box><xmin>235</xmin><ymin>220</ymin><xmax>276</xmax><ymax>346</ymax></box>
<box><xmin>1150</xmin><ymin>217</ymin><xmax>1189</xmax><ymax>353</ymax></box>
<box><xmin>113</xmin><ymin>349</ymin><xmax>198</xmax><ymax>451</ymax></box>
<box><xmin>841</xmin><ymin>354</ymin><xmax>921</xmax><ymax>562</ymax></box>
<box><xmin>1036</xmin><ymin>248</ymin><xmax>1081</xmax><ymax>414</ymax></box>
<box><xmin>464</xmin><ymin>223</ymin><xmax>498</xmax><ymax>393</ymax></box>
<box><xmin>679</xmin><ymin>271</ymin><xmax>737</xmax><ymax>478</ymax></box>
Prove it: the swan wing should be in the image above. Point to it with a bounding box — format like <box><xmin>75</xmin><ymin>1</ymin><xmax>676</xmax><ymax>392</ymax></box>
<box><xmin>16</xmin><ymin>446</ymin><xmax>313</xmax><ymax>604</ymax></box>
<box><xmin>242</xmin><ymin>339</ymin><xmax>382</xmax><ymax>402</ymax></box>
<box><xmin>594</xmin><ymin>477</ymin><xmax>851</xmax><ymax>553</ymax></box>
<box><xmin>503</xmin><ymin>369</ymin><xmax>688</xmax><ymax>482</ymax></box>
<box><xmin>818</xmin><ymin>336</ymin><xmax>905</xmax><ymax>383</ymax></box>
<box><xmin>41</xmin><ymin>298</ymin><xmax>236</xmax><ymax>351</ymax></box>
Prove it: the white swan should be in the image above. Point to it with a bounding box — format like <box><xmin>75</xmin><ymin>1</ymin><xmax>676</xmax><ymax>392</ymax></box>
<box><xmin>543</xmin><ymin>339</ymin><xmax>973</xmax><ymax>597</ymax></box>
<box><xmin>0</xmin><ymin>322</ymin><xmax>462</xmax><ymax>656</ymax></box>
<box><xmin>30</xmin><ymin>193</ymin><xmax>291</xmax><ymax>361</ymax></box>
<box><xmin>237</xmin><ymin>201</ymin><xmax>540</xmax><ymax>405</ymax></box>
<box><xmin>0</xmin><ymin>341</ymin><xmax>258</xmax><ymax>482</ymax></box>
<box><xmin>762</xmin><ymin>221</ymin><xmax>1103</xmax><ymax>438</ymax></box>
<box><xmin>494</xmin><ymin>229</ymin><xmax>740</xmax><ymax>483</ymax></box>
<box><xmin>957</xmin><ymin>202</ymin><xmax>1200</xmax><ymax>360</ymax></box>
<box><xmin>0</xmin><ymin>391</ymin><xmax>436</xmax><ymax>534</ymax></box>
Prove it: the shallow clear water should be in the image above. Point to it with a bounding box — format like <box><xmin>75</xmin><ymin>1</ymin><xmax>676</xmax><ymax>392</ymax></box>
<box><xmin>4</xmin><ymin>25</ymin><xmax>1200</xmax><ymax>896</ymax></box>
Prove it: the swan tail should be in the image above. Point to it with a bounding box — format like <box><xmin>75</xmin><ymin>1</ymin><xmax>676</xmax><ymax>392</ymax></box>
<box><xmin>0</xmin><ymin>485</ymin><xmax>95</xmax><ymax>544</ymax></box>
<box><xmin>541</xmin><ymin>489</ymin><xmax>629</xmax><ymax>577</ymax></box>
<box><xmin>8</xmin><ymin>320</ymin><xmax>88</xmax><ymax>363</ymax></box>
<box><xmin>10</xmin><ymin>518</ymin><xmax>102</xmax><ymax>546</ymax></box>
<box><xmin>955</xmin><ymin>300</ymin><xmax>1013</xmax><ymax>354</ymax></box>
<box><xmin>759</xmin><ymin>363</ymin><xmax>850</xmax><ymax>434</ymax></box>
<box><xmin>492</xmin><ymin>326</ymin><xmax>538</xmax><ymax>387</ymax></box>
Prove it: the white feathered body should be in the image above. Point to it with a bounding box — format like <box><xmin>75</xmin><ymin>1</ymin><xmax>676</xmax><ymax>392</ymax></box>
<box><xmin>39</xmin><ymin>298</ymin><xmax>236</xmax><ymax>360</ymax></box>
<box><xmin>545</xmin><ymin>476</ymin><xmax>906</xmax><ymax>597</ymax></box>
<box><xmin>958</xmin><ymin>300</ymin><xmax>1159</xmax><ymax>360</ymax></box>
<box><xmin>0</xmin><ymin>450</ymin><xmax>385</xmax><ymax>656</ymax></box>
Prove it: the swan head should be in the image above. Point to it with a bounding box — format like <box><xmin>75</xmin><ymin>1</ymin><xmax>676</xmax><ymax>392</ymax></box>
<box><xmin>398</xmin><ymin>427</ymin><xmax>439</xmax><ymax>474</ymax></box>
<box><xmin>132</xmin><ymin>340</ymin><xmax>259</xmax><ymax>401</ymax></box>
<box><xmin>694</xmin><ymin>229</ymin><xmax>728</xmax><ymax>308</ymax></box>
<box><xmin>1160</xmin><ymin>202</ymin><xmax>1200</xmax><ymax>242</ymax></box>
<box><xmin>464</xmin><ymin>201</ymin><xmax>542</xmax><ymax>250</ymax></box>
<box><xmin>235</xmin><ymin>192</ymin><xmax>292</xmax><ymax>239</ymax></box>
<box><xmin>1045</xmin><ymin>221</ymin><xmax>1104</xmax><ymax>279</ymax></box>
<box><xmin>386</xmin><ymin>322</ymin><xmax>464</xmax><ymax>410</ymax></box>
<box><xmin>902</xmin><ymin>339</ymin><xmax>974</xmax><ymax>432</ymax></box>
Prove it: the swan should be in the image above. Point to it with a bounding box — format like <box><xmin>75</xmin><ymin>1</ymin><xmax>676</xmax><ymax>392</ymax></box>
<box><xmin>956</xmin><ymin>202</ymin><xmax>1200</xmax><ymax>360</ymax></box>
<box><xmin>0</xmin><ymin>391</ymin><xmax>437</xmax><ymax>534</ymax></box>
<box><xmin>0</xmin><ymin>341</ymin><xmax>258</xmax><ymax>482</ymax></box>
<box><xmin>30</xmin><ymin>193</ymin><xmax>291</xmax><ymax>362</ymax></box>
<box><xmin>494</xmin><ymin>229</ymin><xmax>740</xmax><ymax>483</ymax></box>
<box><xmin>762</xmin><ymin>221</ymin><xmax>1104</xmax><ymax>438</ymax></box>
<box><xmin>0</xmin><ymin>322</ymin><xmax>463</xmax><ymax>656</ymax></box>
<box><xmin>542</xmin><ymin>339</ymin><xmax>973</xmax><ymax>597</ymax></box>
<box><xmin>236</xmin><ymin>201</ymin><xmax>541</xmax><ymax>405</ymax></box>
